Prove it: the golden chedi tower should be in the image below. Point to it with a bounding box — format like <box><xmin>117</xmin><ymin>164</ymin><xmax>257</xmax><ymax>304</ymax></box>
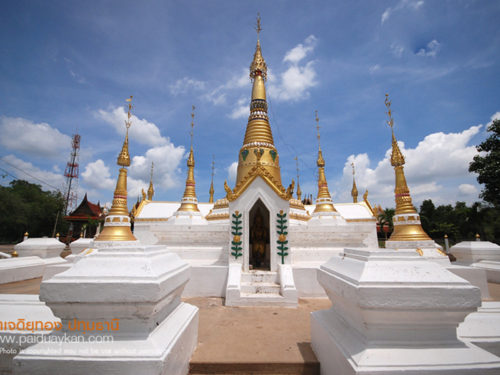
<box><xmin>225</xmin><ymin>15</ymin><xmax>290</xmax><ymax>201</ymax></box>
<box><xmin>313</xmin><ymin>111</ymin><xmax>338</xmax><ymax>215</ymax></box>
<box><xmin>147</xmin><ymin>162</ymin><xmax>155</xmax><ymax>201</ymax></box>
<box><xmin>351</xmin><ymin>162</ymin><xmax>359</xmax><ymax>203</ymax></box>
<box><xmin>95</xmin><ymin>96</ymin><xmax>137</xmax><ymax>242</ymax></box>
<box><xmin>384</xmin><ymin>94</ymin><xmax>431</xmax><ymax>242</ymax></box>
<box><xmin>175</xmin><ymin>105</ymin><xmax>201</xmax><ymax>213</ymax></box>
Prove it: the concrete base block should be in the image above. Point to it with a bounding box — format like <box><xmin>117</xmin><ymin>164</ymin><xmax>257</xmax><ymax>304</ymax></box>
<box><xmin>0</xmin><ymin>257</ymin><xmax>45</xmax><ymax>284</ymax></box>
<box><xmin>0</xmin><ymin>295</ymin><xmax>60</xmax><ymax>375</ymax></box>
<box><xmin>472</xmin><ymin>261</ymin><xmax>500</xmax><ymax>283</ymax></box>
<box><xmin>14</xmin><ymin>238</ymin><xmax>65</xmax><ymax>259</ymax></box>
<box><xmin>458</xmin><ymin>302</ymin><xmax>500</xmax><ymax>357</ymax></box>
<box><xmin>447</xmin><ymin>264</ymin><xmax>491</xmax><ymax>300</ymax></box>
<box><xmin>312</xmin><ymin>308</ymin><xmax>500</xmax><ymax>374</ymax></box>
<box><xmin>13</xmin><ymin>302</ymin><xmax>198</xmax><ymax>375</ymax></box>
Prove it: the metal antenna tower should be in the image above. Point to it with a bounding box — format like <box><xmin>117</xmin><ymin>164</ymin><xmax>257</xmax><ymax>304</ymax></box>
<box><xmin>64</xmin><ymin>134</ymin><xmax>81</xmax><ymax>214</ymax></box>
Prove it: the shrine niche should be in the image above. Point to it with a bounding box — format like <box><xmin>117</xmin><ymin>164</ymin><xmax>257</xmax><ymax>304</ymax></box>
<box><xmin>249</xmin><ymin>199</ymin><xmax>270</xmax><ymax>270</ymax></box>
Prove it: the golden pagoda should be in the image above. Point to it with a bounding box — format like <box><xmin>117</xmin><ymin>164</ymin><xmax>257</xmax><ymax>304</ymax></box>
<box><xmin>385</xmin><ymin>94</ymin><xmax>431</xmax><ymax>242</ymax></box>
<box><xmin>313</xmin><ymin>111</ymin><xmax>337</xmax><ymax>214</ymax></box>
<box><xmin>147</xmin><ymin>162</ymin><xmax>155</xmax><ymax>201</ymax></box>
<box><xmin>295</xmin><ymin>156</ymin><xmax>302</xmax><ymax>201</ymax></box>
<box><xmin>225</xmin><ymin>14</ymin><xmax>290</xmax><ymax>201</ymax></box>
<box><xmin>95</xmin><ymin>96</ymin><xmax>137</xmax><ymax>242</ymax></box>
<box><xmin>351</xmin><ymin>162</ymin><xmax>358</xmax><ymax>203</ymax></box>
<box><xmin>176</xmin><ymin>105</ymin><xmax>200</xmax><ymax>213</ymax></box>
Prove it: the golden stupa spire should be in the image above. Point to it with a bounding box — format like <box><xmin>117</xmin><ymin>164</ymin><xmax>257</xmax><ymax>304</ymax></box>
<box><xmin>229</xmin><ymin>14</ymin><xmax>287</xmax><ymax>201</ymax></box>
<box><xmin>295</xmin><ymin>156</ymin><xmax>302</xmax><ymax>201</ymax></box>
<box><xmin>385</xmin><ymin>94</ymin><xmax>431</xmax><ymax>241</ymax></box>
<box><xmin>177</xmin><ymin>105</ymin><xmax>200</xmax><ymax>212</ymax></box>
<box><xmin>209</xmin><ymin>155</ymin><xmax>215</xmax><ymax>203</ymax></box>
<box><xmin>313</xmin><ymin>111</ymin><xmax>336</xmax><ymax>213</ymax></box>
<box><xmin>95</xmin><ymin>96</ymin><xmax>137</xmax><ymax>242</ymax></box>
<box><xmin>147</xmin><ymin>162</ymin><xmax>154</xmax><ymax>200</ymax></box>
<box><xmin>351</xmin><ymin>162</ymin><xmax>358</xmax><ymax>203</ymax></box>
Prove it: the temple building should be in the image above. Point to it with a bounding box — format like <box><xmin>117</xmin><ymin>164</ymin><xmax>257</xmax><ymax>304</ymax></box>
<box><xmin>132</xmin><ymin>23</ymin><xmax>378</xmax><ymax>306</ymax></box>
<box><xmin>64</xmin><ymin>193</ymin><xmax>104</xmax><ymax>240</ymax></box>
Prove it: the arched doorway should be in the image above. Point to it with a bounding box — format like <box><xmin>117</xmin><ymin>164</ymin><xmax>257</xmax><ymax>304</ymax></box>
<box><xmin>249</xmin><ymin>199</ymin><xmax>270</xmax><ymax>270</ymax></box>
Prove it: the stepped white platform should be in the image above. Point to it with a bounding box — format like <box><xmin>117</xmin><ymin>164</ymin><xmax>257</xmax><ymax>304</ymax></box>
<box><xmin>311</xmin><ymin>248</ymin><xmax>500</xmax><ymax>374</ymax></box>
<box><xmin>225</xmin><ymin>264</ymin><xmax>298</xmax><ymax>307</ymax></box>
<box><xmin>452</xmin><ymin>241</ymin><xmax>500</xmax><ymax>282</ymax></box>
<box><xmin>13</xmin><ymin>241</ymin><xmax>199</xmax><ymax>375</ymax></box>
<box><xmin>14</xmin><ymin>238</ymin><xmax>65</xmax><ymax>259</ymax></box>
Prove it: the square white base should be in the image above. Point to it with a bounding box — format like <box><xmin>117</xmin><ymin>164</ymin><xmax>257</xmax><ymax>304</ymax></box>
<box><xmin>13</xmin><ymin>303</ymin><xmax>198</xmax><ymax>375</ymax></box>
<box><xmin>311</xmin><ymin>308</ymin><xmax>500</xmax><ymax>374</ymax></box>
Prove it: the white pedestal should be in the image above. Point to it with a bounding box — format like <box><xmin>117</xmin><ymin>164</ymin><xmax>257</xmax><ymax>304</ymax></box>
<box><xmin>13</xmin><ymin>242</ymin><xmax>199</xmax><ymax>375</ymax></box>
<box><xmin>0</xmin><ymin>257</ymin><xmax>45</xmax><ymax>284</ymax></box>
<box><xmin>385</xmin><ymin>239</ymin><xmax>450</xmax><ymax>265</ymax></box>
<box><xmin>69</xmin><ymin>238</ymin><xmax>94</xmax><ymax>254</ymax></box>
<box><xmin>0</xmin><ymin>295</ymin><xmax>60</xmax><ymax>375</ymax></box>
<box><xmin>311</xmin><ymin>247</ymin><xmax>500</xmax><ymax>374</ymax></box>
<box><xmin>458</xmin><ymin>301</ymin><xmax>500</xmax><ymax>357</ymax></box>
<box><xmin>451</xmin><ymin>241</ymin><xmax>500</xmax><ymax>264</ymax></box>
<box><xmin>14</xmin><ymin>238</ymin><xmax>65</xmax><ymax>259</ymax></box>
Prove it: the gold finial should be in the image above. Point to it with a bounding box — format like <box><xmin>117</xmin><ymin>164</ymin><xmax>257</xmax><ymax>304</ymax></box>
<box><xmin>11</xmin><ymin>250</ymin><xmax>18</xmax><ymax>258</ymax></box>
<box><xmin>117</xmin><ymin>96</ymin><xmax>133</xmax><ymax>167</ymax></box>
<box><xmin>295</xmin><ymin>156</ymin><xmax>302</xmax><ymax>200</ymax></box>
<box><xmin>147</xmin><ymin>162</ymin><xmax>154</xmax><ymax>200</ymax></box>
<box><xmin>255</xmin><ymin>13</ymin><xmax>262</xmax><ymax>39</ymax></box>
<box><xmin>351</xmin><ymin>162</ymin><xmax>358</xmax><ymax>203</ymax></box>
<box><xmin>250</xmin><ymin>15</ymin><xmax>267</xmax><ymax>80</ymax></box>
<box><xmin>315</xmin><ymin>110</ymin><xmax>321</xmax><ymax>147</ymax></box>
<box><xmin>190</xmin><ymin>105</ymin><xmax>195</xmax><ymax>147</ymax></box>
<box><xmin>385</xmin><ymin>93</ymin><xmax>393</xmax><ymax>129</ymax></box>
<box><xmin>209</xmin><ymin>155</ymin><xmax>215</xmax><ymax>203</ymax></box>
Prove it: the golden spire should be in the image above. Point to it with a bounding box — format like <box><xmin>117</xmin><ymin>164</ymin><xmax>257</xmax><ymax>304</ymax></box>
<box><xmin>147</xmin><ymin>162</ymin><xmax>154</xmax><ymax>200</ymax></box>
<box><xmin>177</xmin><ymin>105</ymin><xmax>200</xmax><ymax>212</ymax></box>
<box><xmin>351</xmin><ymin>162</ymin><xmax>358</xmax><ymax>203</ymax></box>
<box><xmin>385</xmin><ymin>94</ymin><xmax>430</xmax><ymax>242</ymax></box>
<box><xmin>313</xmin><ymin>111</ymin><xmax>336</xmax><ymax>213</ymax></box>
<box><xmin>209</xmin><ymin>155</ymin><xmax>215</xmax><ymax>203</ymax></box>
<box><xmin>95</xmin><ymin>96</ymin><xmax>137</xmax><ymax>242</ymax></box>
<box><xmin>295</xmin><ymin>156</ymin><xmax>302</xmax><ymax>201</ymax></box>
<box><xmin>232</xmin><ymin>14</ymin><xmax>285</xmax><ymax>200</ymax></box>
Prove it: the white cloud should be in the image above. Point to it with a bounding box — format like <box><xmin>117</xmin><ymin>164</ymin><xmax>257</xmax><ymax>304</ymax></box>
<box><xmin>269</xmin><ymin>35</ymin><xmax>318</xmax><ymax>102</ymax></box>
<box><xmin>0</xmin><ymin>116</ymin><xmax>71</xmax><ymax>158</ymax></box>
<box><xmin>369</xmin><ymin>64</ymin><xmax>381</xmax><ymax>74</ymax></box>
<box><xmin>81</xmin><ymin>159</ymin><xmax>115</xmax><ymax>191</ymax></box>
<box><xmin>416</xmin><ymin>39</ymin><xmax>441</xmax><ymax>57</ymax></box>
<box><xmin>169</xmin><ymin>77</ymin><xmax>206</xmax><ymax>96</ymax></box>
<box><xmin>96</xmin><ymin>106</ymin><xmax>167</xmax><ymax>147</ymax></box>
<box><xmin>229</xmin><ymin>98</ymin><xmax>248</xmax><ymax>119</ymax></box>
<box><xmin>488</xmin><ymin>112</ymin><xmax>500</xmax><ymax>126</ymax></box>
<box><xmin>335</xmin><ymin>124</ymin><xmax>483</xmax><ymax>207</ymax></box>
<box><xmin>459</xmin><ymin>184</ymin><xmax>478</xmax><ymax>195</ymax></box>
<box><xmin>283</xmin><ymin>35</ymin><xmax>317</xmax><ymax>64</ymax></box>
<box><xmin>381</xmin><ymin>0</ymin><xmax>424</xmax><ymax>24</ymax></box>
<box><xmin>390</xmin><ymin>43</ymin><xmax>405</xmax><ymax>58</ymax></box>
<box><xmin>0</xmin><ymin>154</ymin><xmax>65</xmax><ymax>191</ymax></box>
<box><xmin>227</xmin><ymin>161</ymin><xmax>238</xmax><ymax>184</ymax></box>
<box><xmin>128</xmin><ymin>143</ymin><xmax>186</xmax><ymax>193</ymax></box>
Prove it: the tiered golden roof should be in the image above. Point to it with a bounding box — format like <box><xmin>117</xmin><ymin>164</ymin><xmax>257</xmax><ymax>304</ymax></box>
<box><xmin>177</xmin><ymin>106</ymin><xmax>200</xmax><ymax>212</ymax></box>
<box><xmin>313</xmin><ymin>111</ymin><xmax>336</xmax><ymax>213</ymax></box>
<box><xmin>226</xmin><ymin>15</ymin><xmax>289</xmax><ymax>202</ymax></box>
<box><xmin>385</xmin><ymin>94</ymin><xmax>431</xmax><ymax>242</ymax></box>
<box><xmin>95</xmin><ymin>96</ymin><xmax>137</xmax><ymax>242</ymax></box>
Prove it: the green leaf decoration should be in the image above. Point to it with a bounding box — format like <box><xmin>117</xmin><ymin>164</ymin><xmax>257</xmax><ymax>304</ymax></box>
<box><xmin>241</xmin><ymin>149</ymin><xmax>249</xmax><ymax>161</ymax></box>
<box><xmin>270</xmin><ymin>150</ymin><xmax>277</xmax><ymax>162</ymax></box>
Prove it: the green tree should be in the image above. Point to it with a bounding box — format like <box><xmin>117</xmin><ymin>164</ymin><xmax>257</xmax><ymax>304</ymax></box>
<box><xmin>0</xmin><ymin>180</ymin><xmax>67</xmax><ymax>243</ymax></box>
<box><xmin>469</xmin><ymin>119</ymin><xmax>500</xmax><ymax>207</ymax></box>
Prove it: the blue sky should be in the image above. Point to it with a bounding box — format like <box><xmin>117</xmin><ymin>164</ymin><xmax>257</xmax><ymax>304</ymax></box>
<box><xmin>1</xmin><ymin>0</ymin><xmax>499</xmax><ymax>211</ymax></box>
